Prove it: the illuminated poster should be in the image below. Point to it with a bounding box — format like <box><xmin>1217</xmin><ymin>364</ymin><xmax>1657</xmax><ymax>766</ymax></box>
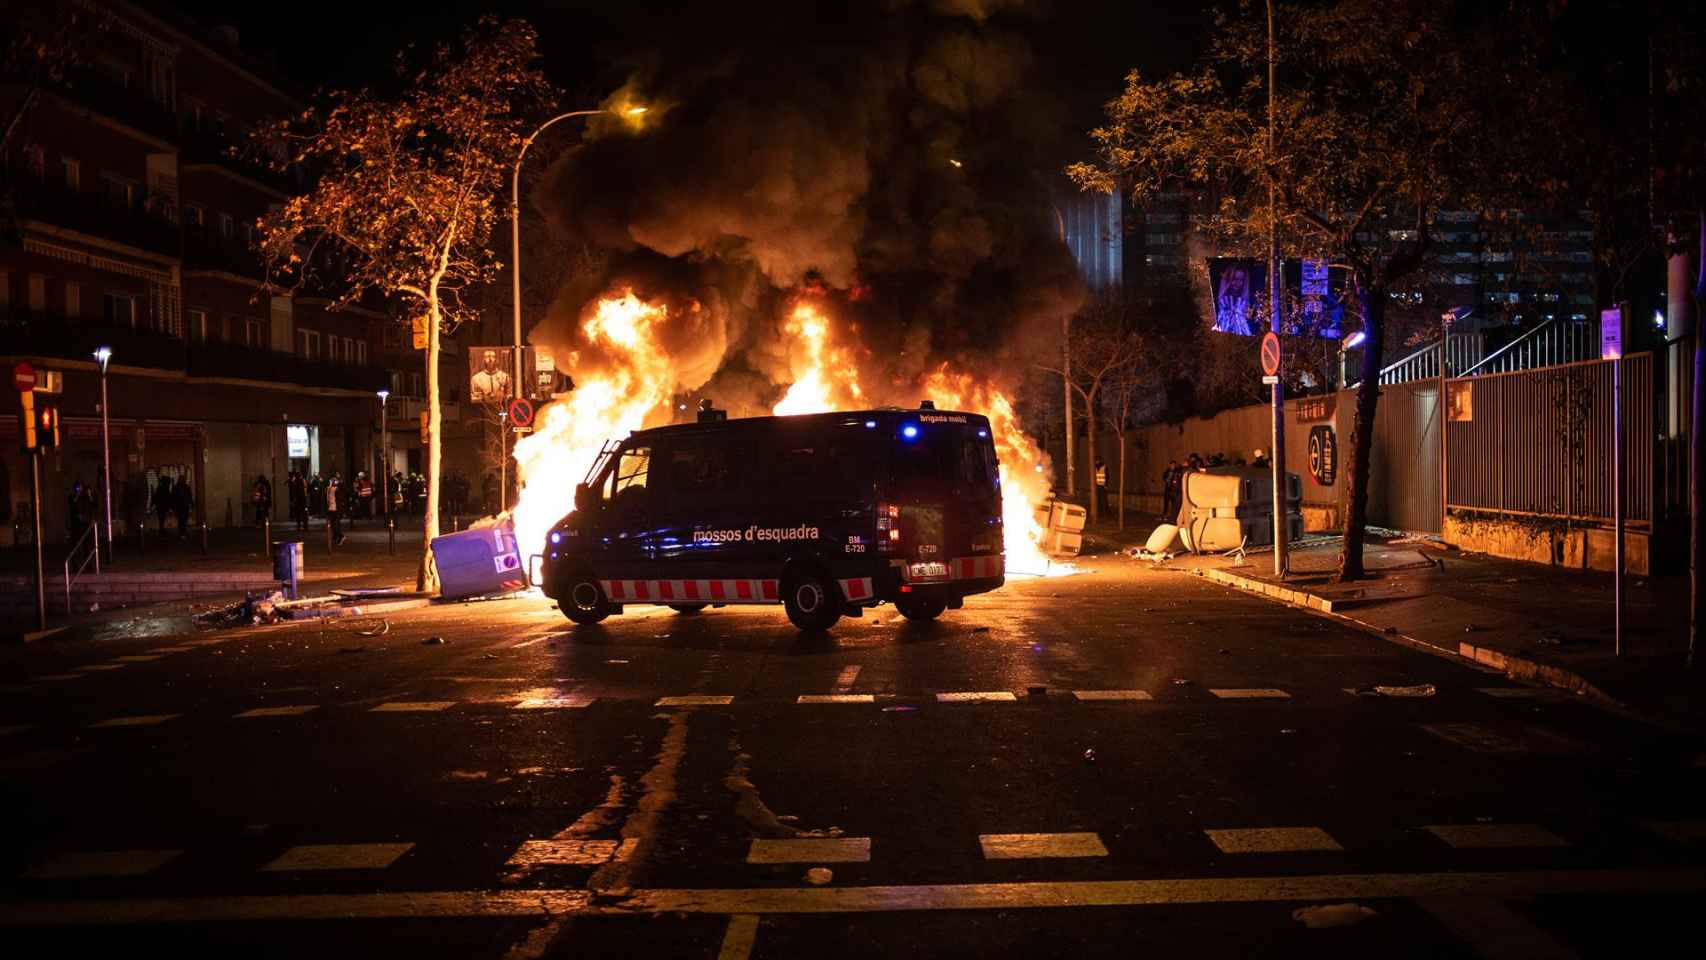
<box><xmin>1208</xmin><ymin>258</ymin><xmax>1267</xmax><ymax>335</ymax></box>
<box><xmin>1282</xmin><ymin>258</ymin><xmax>1347</xmax><ymax>339</ymax></box>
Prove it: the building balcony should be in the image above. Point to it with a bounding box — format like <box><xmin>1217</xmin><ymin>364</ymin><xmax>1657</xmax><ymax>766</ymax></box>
<box><xmin>183</xmin><ymin>228</ymin><xmax>264</xmax><ymax>281</ymax></box>
<box><xmin>3</xmin><ymin>173</ymin><xmax>181</xmax><ymax>259</ymax></box>
<box><xmin>35</xmin><ymin>68</ymin><xmax>180</xmax><ymax>146</ymax></box>
<box><xmin>179</xmin><ymin>128</ymin><xmax>298</xmax><ymax>195</ymax></box>
<box><xmin>0</xmin><ymin>309</ymin><xmax>187</xmax><ymax>371</ymax></box>
<box><xmin>186</xmin><ymin>339</ymin><xmax>389</xmax><ymax>393</ymax></box>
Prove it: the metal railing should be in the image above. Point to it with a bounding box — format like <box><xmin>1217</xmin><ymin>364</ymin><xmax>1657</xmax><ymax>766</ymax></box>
<box><xmin>1458</xmin><ymin>318</ymin><xmax>1595</xmax><ymax>378</ymax></box>
<box><xmin>1358</xmin><ymin>332</ymin><xmax>1485</xmax><ymax>387</ymax></box>
<box><xmin>63</xmin><ymin>522</ymin><xmax>100</xmax><ymax>615</ymax></box>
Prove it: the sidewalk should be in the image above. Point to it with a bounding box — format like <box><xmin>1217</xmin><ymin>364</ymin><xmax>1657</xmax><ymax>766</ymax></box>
<box><xmin>1163</xmin><ymin>529</ymin><xmax>1704</xmax><ymax>732</ymax></box>
<box><xmin>1</xmin><ymin>515</ymin><xmax>432</xmax><ymax>637</ymax></box>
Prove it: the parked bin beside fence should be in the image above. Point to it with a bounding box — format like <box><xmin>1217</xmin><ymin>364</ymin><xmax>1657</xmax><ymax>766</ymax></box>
<box><xmin>273</xmin><ymin>540</ymin><xmax>303</xmax><ymax>598</ymax></box>
<box><xmin>1178</xmin><ymin>467</ymin><xmax>1302</xmax><ymax>552</ymax></box>
<box><xmin>432</xmin><ymin>521</ymin><xmax>524</xmax><ymax>601</ymax></box>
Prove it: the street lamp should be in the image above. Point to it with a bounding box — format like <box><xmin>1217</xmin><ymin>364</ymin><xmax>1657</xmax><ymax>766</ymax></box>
<box><xmin>378</xmin><ymin>389</ymin><xmax>393</xmax><ymax>554</ymax></box>
<box><xmin>1338</xmin><ymin>330</ymin><xmax>1365</xmax><ymax>389</ymax></box>
<box><xmin>509</xmin><ymin>105</ymin><xmax>648</xmax><ymax>409</ymax></box>
<box><xmin>93</xmin><ymin>346</ymin><xmax>113</xmax><ymax>560</ymax></box>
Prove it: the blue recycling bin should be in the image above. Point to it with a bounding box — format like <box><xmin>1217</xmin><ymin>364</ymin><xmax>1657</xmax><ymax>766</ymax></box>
<box><xmin>432</xmin><ymin>522</ymin><xmax>524</xmax><ymax>600</ymax></box>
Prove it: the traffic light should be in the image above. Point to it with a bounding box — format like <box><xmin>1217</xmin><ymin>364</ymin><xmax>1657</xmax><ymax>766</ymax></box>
<box><xmin>35</xmin><ymin>403</ymin><xmax>59</xmax><ymax>449</ymax></box>
<box><xmin>20</xmin><ymin>389</ymin><xmax>36</xmax><ymax>449</ymax></box>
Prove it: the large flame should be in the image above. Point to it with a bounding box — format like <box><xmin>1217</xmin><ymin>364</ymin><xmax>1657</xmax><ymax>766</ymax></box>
<box><xmin>772</xmin><ymin>301</ymin><xmax>864</xmax><ymax>415</ymax></box>
<box><xmin>512</xmin><ymin>291</ymin><xmax>674</xmax><ymax>560</ymax></box>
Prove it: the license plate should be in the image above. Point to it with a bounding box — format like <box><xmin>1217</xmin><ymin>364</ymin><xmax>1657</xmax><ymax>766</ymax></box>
<box><xmin>908</xmin><ymin>562</ymin><xmax>948</xmax><ymax>580</ymax></box>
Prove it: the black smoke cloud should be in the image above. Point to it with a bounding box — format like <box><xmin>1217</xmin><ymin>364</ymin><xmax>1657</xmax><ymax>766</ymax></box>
<box><xmin>530</xmin><ymin>0</ymin><xmax>1085</xmax><ymax>413</ymax></box>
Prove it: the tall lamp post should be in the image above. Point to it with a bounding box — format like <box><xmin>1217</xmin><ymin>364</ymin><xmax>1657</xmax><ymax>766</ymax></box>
<box><xmin>378</xmin><ymin>388</ymin><xmax>392</xmax><ymax>554</ymax></box>
<box><xmin>509</xmin><ymin>106</ymin><xmax>647</xmax><ymax>432</ymax></box>
<box><xmin>93</xmin><ymin>346</ymin><xmax>113</xmax><ymax>561</ymax></box>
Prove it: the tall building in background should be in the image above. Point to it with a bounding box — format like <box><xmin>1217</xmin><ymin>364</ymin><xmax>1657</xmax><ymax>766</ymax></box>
<box><xmin>0</xmin><ymin>0</ymin><xmax>472</xmax><ymax>542</ymax></box>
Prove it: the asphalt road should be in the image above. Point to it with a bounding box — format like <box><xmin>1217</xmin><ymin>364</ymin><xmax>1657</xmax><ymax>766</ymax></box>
<box><xmin>1</xmin><ymin>557</ymin><xmax>1702</xmax><ymax>958</ymax></box>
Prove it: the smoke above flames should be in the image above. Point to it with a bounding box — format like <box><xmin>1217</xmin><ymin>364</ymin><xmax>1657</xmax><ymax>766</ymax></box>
<box><xmin>526</xmin><ymin>0</ymin><xmax>1085</xmax><ymax>416</ymax></box>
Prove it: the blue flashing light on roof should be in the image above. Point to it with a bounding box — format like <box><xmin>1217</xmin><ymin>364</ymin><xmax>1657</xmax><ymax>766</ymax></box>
<box><xmin>901</xmin><ymin>423</ymin><xmax>920</xmax><ymax>440</ymax></box>
<box><xmin>977</xmin><ymin>429</ymin><xmax>988</xmax><ymax>437</ymax></box>
<box><xmin>864</xmin><ymin>420</ymin><xmax>877</xmax><ymax>428</ymax></box>
<box><xmin>549</xmin><ymin>530</ymin><xmax>562</xmax><ymax>545</ymax></box>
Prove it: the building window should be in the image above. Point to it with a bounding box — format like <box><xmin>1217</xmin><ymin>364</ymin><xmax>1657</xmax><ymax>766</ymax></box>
<box><xmin>64</xmin><ymin>282</ymin><xmax>80</xmax><ymax>319</ymax></box>
<box><xmin>408</xmin><ymin>372</ymin><xmax>423</xmax><ymax>397</ymax></box>
<box><xmin>0</xmin><ymin>269</ymin><xmax>9</xmax><ymax>309</ymax></box>
<box><xmin>61</xmin><ymin>157</ymin><xmax>80</xmax><ymax>190</ymax></box>
<box><xmin>188</xmin><ymin>308</ymin><xmax>209</xmax><ymax>341</ymax></box>
<box><xmin>102</xmin><ymin>173</ymin><xmax>138</xmax><ymax>208</ymax></box>
<box><xmin>29</xmin><ymin>274</ymin><xmax>46</xmax><ymax>311</ymax></box>
<box><xmin>297</xmin><ymin>328</ymin><xmax>321</xmax><ymax>361</ymax></box>
<box><xmin>245</xmin><ymin>317</ymin><xmax>264</xmax><ymax>347</ymax></box>
<box><xmin>356</xmin><ymin>340</ymin><xmax>368</xmax><ymax>366</ymax></box>
<box><xmin>218</xmin><ymin>212</ymin><xmax>235</xmax><ymax>239</ymax></box>
<box><xmin>185</xmin><ymin>204</ymin><xmax>205</xmax><ymax>228</ymax></box>
<box><xmin>104</xmin><ymin>292</ymin><xmax>138</xmax><ymax>326</ymax></box>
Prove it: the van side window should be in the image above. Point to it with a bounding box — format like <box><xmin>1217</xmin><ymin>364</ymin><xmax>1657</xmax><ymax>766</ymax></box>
<box><xmin>961</xmin><ymin>437</ymin><xmax>997</xmax><ymax>489</ymax></box>
<box><xmin>666</xmin><ymin>440</ymin><xmax>732</xmax><ymax>494</ymax></box>
<box><xmin>604</xmin><ymin>446</ymin><xmax>650</xmax><ymax>502</ymax></box>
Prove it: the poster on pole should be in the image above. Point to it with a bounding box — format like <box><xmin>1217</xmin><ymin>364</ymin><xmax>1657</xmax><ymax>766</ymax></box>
<box><xmin>469</xmin><ymin>347</ymin><xmax>525</xmax><ymax>403</ymax></box>
<box><xmin>1280</xmin><ymin>259</ymin><xmax>1348</xmax><ymax>339</ymax></box>
<box><xmin>1208</xmin><ymin>258</ymin><xmax>1268</xmax><ymax>335</ymax></box>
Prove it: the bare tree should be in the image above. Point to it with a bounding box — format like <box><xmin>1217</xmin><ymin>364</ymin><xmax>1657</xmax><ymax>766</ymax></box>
<box><xmin>1039</xmin><ymin>299</ymin><xmax>1143</xmax><ymax>524</ymax></box>
<box><xmin>254</xmin><ymin>19</ymin><xmax>553</xmax><ymax>592</ymax></box>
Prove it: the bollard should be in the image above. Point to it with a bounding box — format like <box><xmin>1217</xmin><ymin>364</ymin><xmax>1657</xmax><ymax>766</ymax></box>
<box><xmin>326</xmin><ymin>516</ymin><xmax>333</xmax><ymax>553</ymax></box>
<box><xmin>388</xmin><ymin>515</ymin><xmax>395</xmax><ymax>555</ymax></box>
<box><xmin>263</xmin><ymin>517</ymin><xmax>271</xmax><ymax>555</ymax></box>
<box><xmin>200</xmin><ymin>523</ymin><xmax>209</xmax><ymax>555</ymax></box>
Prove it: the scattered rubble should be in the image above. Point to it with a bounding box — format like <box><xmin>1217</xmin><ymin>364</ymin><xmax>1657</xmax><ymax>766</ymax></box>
<box><xmin>1292</xmin><ymin>903</ymin><xmax>1376</xmax><ymax>928</ymax></box>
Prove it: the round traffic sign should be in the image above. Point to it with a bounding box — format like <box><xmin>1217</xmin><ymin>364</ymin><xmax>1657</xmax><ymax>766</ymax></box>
<box><xmin>507</xmin><ymin>396</ymin><xmax>535</xmax><ymax>429</ymax></box>
<box><xmin>1260</xmin><ymin>332</ymin><xmax>1281</xmax><ymax>377</ymax></box>
<box><xmin>12</xmin><ymin>361</ymin><xmax>36</xmax><ymax>392</ymax></box>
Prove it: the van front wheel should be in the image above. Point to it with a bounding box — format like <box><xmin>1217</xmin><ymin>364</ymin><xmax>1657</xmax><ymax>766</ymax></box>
<box><xmin>784</xmin><ymin>572</ymin><xmax>842</xmax><ymax>632</ymax></box>
<box><xmin>894</xmin><ymin>597</ymin><xmax>947</xmax><ymax>622</ymax></box>
<box><xmin>560</xmin><ymin>576</ymin><xmax>611</xmax><ymax>625</ymax></box>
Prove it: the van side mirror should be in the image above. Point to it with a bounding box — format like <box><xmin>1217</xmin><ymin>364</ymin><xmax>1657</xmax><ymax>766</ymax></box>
<box><xmin>574</xmin><ymin>482</ymin><xmax>596</xmax><ymax>514</ymax></box>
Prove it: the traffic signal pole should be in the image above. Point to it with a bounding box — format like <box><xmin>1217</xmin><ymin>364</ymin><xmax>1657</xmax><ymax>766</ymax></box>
<box><xmin>29</xmin><ymin>448</ymin><xmax>45</xmax><ymax>631</ymax></box>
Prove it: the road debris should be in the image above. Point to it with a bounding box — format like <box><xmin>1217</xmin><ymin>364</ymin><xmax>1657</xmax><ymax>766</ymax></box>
<box><xmin>971</xmin><ymin>626</ymin><xmax>990</xmax><ymax>633</ymax></box>
<box><xmin>1292</xmin><ymin>903</ymin><xmax>1376</xmax><ymax>928</ymax></box>
<box><xmin>881</xmin><ymin>705</ymin><xmax>918</xmax><ymax>713</ymax></box>
<box><xmin>351</xmin><ymin>619</ymin><xmax>390</xmax><ymax>637</ymax></box>
<box><xmin>423</xmin><ymin>636</ymin><xmax>446</xmax><ymax>645</ymax></box>
<box><xmin>805</xmin><ymin>867</ymin><xmax>834</xmax><ymax>886</ymax></box>
<box><xmin>1374</xmin><ymin>684</ymin><xmax>1436</xmax><ymax>698</ymax></box>
<box><xmin>1171</xmin><ymin>677</ymin><xmax>1194</xmax><ymax>686</ymax></box>
<box><xmin>1082</xmin><ymin>748</ymin><xmax>1096</xmax><ymax>762</ymax></box>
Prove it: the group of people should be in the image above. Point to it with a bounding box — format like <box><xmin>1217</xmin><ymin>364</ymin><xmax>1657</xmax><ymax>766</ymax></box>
<box><xmin>265</xmin><ymin>470</ymin><xmax>386</xmax><ymax>545</ymax></box>
<box><xmin>76</xmin><ymin>469</ymin><xmax>195</xmax><ymax>542</ymax></box>
<box><xmin>1159</xmin><ymin>449</ymin><xmax>1271</xmax><ymax>518</ymax></box>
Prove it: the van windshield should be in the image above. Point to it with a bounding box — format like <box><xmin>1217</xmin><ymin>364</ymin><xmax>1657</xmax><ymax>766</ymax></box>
<box><xmin>886</xmin><ymin>423</ymin><xmax>996</xmax><ymax>496</ymax></box>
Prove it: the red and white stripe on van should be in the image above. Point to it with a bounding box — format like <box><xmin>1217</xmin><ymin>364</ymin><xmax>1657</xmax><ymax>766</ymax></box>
<box><xmin>951</xmin><ymin>555</ymin><xmax>1004</xmax><ymax>580</ymax></box>
<box><xmin>601</xmin><ymin>578</ymin><xmax>779</xmax><ymax>604</ymax></box>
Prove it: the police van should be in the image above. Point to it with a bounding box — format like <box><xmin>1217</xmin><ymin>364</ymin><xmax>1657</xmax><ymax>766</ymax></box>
<box><xmin>538</xmin><ymin>402</ymin><xmax>1005</xmax><ymax>631</ymax></box>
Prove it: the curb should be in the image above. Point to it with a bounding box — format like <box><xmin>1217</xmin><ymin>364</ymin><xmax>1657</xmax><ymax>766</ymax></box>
<box><xmin>1188</xmin><ymin>565</ymin><xmax>1636</xmax><ymax>719</ymax></box>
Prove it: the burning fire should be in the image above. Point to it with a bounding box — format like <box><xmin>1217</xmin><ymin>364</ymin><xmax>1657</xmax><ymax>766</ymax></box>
<box><xmin>510</xmin><ymin>289</ymin><xmax>1068</xmax><ymax>578</ymax></box>
<box><xmin>512</xmin><ymin>291</ymin><xmax>675</xmax><ymax>560</ymax></box>
<box><xmin>772</xmin><ymin>301</ymin><xmax>865</xmax><ymax>415</ymax></box>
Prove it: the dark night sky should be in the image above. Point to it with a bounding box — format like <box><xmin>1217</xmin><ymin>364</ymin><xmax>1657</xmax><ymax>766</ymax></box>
<box><xmin>161</xmin><ymin>0</ymin><xmax>1209</xmax><ymax>169</ymax></box>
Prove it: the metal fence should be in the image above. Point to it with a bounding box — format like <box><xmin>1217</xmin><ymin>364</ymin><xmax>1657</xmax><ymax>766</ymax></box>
<box><xmin>1445</xmin><ymin>353</ymin><xmax>1652</xmax><ymax>524</ymax></box>
<box><xmin>1375</xmin><ymin>332</ymin><xmax>1485</xmax><ymax>386</ymax></box>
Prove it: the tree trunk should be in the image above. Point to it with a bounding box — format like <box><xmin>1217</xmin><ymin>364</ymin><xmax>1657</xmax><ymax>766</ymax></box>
<box><xmin>1117</xmin><ymin>429</ymin><xmax>1127</xmax><ymax>529</ymax></box>
<box><xmin>1085</xmin><ymin>389</ymin><xmax>1099</xmax><ymax>525</ymax></box>
<box><xmin>1338</xmin><ymin>284</ymin><xmax>1386</xmax><ymax>582</ymax></box>
<box><xmin>417</xmin><ymin>292</ymin><xmax>444</xmax><ymax>593</ymax></box>
<box><xmin>1692</xmin><ymin>215</ymin><xmax>1704</xmax><ymax>669</ymax></box>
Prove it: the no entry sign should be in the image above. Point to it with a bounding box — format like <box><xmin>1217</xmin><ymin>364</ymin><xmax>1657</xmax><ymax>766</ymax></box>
<box><xmin>507</xmin><ymin>396</ymin><xmax>536</xmax><ymax>429</ymax></box>
<box><xmin>12</xmin><ymin>362</ymin><xmax>36</xmax><ymax>392</ymax></box>
<box><xmin>1260</xmin><ymin>332</ymin><xmax>1281</xmax><ymax>377</ymax></box>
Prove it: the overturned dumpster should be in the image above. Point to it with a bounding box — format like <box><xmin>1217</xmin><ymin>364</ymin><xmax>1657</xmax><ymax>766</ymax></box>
<box><xmin>432</xmin><ymin>521</ymin><xmax>526</xmax><ymax>601</ymax></box>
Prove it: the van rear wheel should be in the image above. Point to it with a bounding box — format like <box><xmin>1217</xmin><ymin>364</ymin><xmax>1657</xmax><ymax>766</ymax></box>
<box><xmin>894</xmin><ymin>597</ymin><xmax>947</xmax><ymax>622</ymax></box>
<box><xmin>784</xmin><ymin>571</ymin><xmax>842</xmax><ymax>632</ymax></box>
<box><xmin>560</xmin><ymin>576</ymin><xmax>611</xmax><ymax>625</ymax></box>
<box><xmin>668</xmin><ymin>604</ymin><xmax>707</xmax><ymax>615</ymax></box>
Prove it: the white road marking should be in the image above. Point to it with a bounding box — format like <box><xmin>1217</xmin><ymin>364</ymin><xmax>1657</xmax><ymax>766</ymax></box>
<box><xmin>234</xmin><ymin>706</ymin><xmax>319</xmax><ymax>718</ymax></box>
<box><xmin>1073</xmin><ymin>690</ymin><xmax>1152</xmax><ymax>701</ymax></box>
<box><xmin>1419</xmin><ymin>723</ymin><xmax>1527</xmax><ymax>754</ymax></box>
<box><xmin>718</xmin><ymin>914</ymin><xmax>759</xmax><ymax>960</ymax></box>
<box><xmin>31</xmin><ymin>674</ymin><xmax>82</xmax><ymax>682</ymax></box>
<box><xmin>370</xmin><ymin>701</ymin><xmax>457</xmax><ymax>712</ymax></box>
<box><xmin>500</xmin><ymin>918</ymin><xmax>568</xmax><ymax>960</ymax></box>
<box><xmin>78</xmin><ymin>664</ymin><xmax>125</xmax><ymax>672</ymax></box>
<box><xmin>110</xmin><ymin>655</ymin><xmax>164</xmax><ymax>663</ymax></box>
<box><xmin>1416</xmin><ymin>896</ymin><xmax>1580</xmax><ymax>959</ymax></box>
<box><xmin>833</xmin><ymin>665</ymin><xmax>861</xmax><ymax>693</ymax></box>
<box><xmin>506</xmin><ymin>839</ymin><xmax>621</xmax><ymax>866</ymax></box>
<box><xmin>980</xmin><ymin>833</ymin><xmax>1108</xmax><ymax>859</ymax></box>
<box><xmin>149</xmin><ymin>646</ymin><xmax>197</xmax><ymax>653</ymax></box>
<box><xmin>1645</xmin><ymin>821</ymin><xmax>1706</xmax><ymax>845</ymax></box>
<box><xmin>7</xmin><ymin>868</ymin><xmax>1699</xmax><ymax>924</ymax></box>
<box><xmin>90</xmin><ymin>714</ymin><xmax>180</xmax><ymax>728</ymax></box>
<box><xmin>22</xmin><ymin>850</ymin><xmax>181</xmax><ymax>879</ymax></box>
<box><xmin>746</xmin><ymin>837</ymin><xmax>872</xmax><ymax>864</ymax></box>
<box><xmin>510</xmin><ymin>635</ymin><xmax>553</xmax><ymax>648</ymax></box>
<box><xmin>1205</xmin><ymin>827</ymin><xmax>1343</xmax><ymax>854</ymax></box>
<box><xmin>797</xmin><ymin>695</ymin><xmax>875</xmax><ymax>704</ymax></box>
<box><xmin>181</xmin><ymin>638</ymin><xmax>232</xmax><ymax>647</ymax></box>
<box><xmin>935</xmin><ymin>692</ymin><xmax>1018</xmax><ymax>703</ymax></box>
<box><xmin>1424</xmin><ymin>824</ymin><xmax>1569</xmax><ymax>849</ymax></box>
<box><xmin>655</xmin><ymin>695</ymin><xmax>734</xmax><ymax>706</ymax></box>
<box><xmin>1208</xmin><ymin>688</ymin><xmax>1292</xmax><ymax>699</ymax></box>
<box><xmin>514</xmin><ymin>697</ymin><xmax>593</xmax><ymax>709</ymax></box>
<box><xmin>261</xmin><ymin>843</ymin><xmax>415</xmax><ymax>872</ymax></box>
<box><xmin>0</xmin><ymin>725</ymin><xmax>30</xmax><ymax>736</ymax></box>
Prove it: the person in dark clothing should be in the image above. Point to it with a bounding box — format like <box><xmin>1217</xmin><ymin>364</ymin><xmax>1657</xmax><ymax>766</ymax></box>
<box><xmin>1094</xmin><ymin>458</ymin><xmax>1109</xmax><ymax>516</ymax></box>
<box><xmin>325</xmin><ymin>475</ymin><xmax>345</xmax><ymax>545</ymax></box>
<box><xmin>154</xmin><ymin>474</ymin><xmax>173</xmax><ymax>534</ymax></box>
<box><xmin>252</xmin><ymin>474</ymin><xmax>272</xmax><ymax>526</ymax></box>
<box><xmin>172</xmin><ymin>474</ymin><xmax>192</xmax><ymax>537</ymax></box>
<box><xmin>288</xmin><ymin>471</ymin><xmax>309</xmax><ymax>531</ymax></box>
<box><xmin>1162</xmin><ymin>460</ymin><xmax>1182</xmax><ymax>519</ymax></box>
<box><xmin>67</xmin><ymin>481</ymin><xmax>88</xmax><ymax>541</ymax></box>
